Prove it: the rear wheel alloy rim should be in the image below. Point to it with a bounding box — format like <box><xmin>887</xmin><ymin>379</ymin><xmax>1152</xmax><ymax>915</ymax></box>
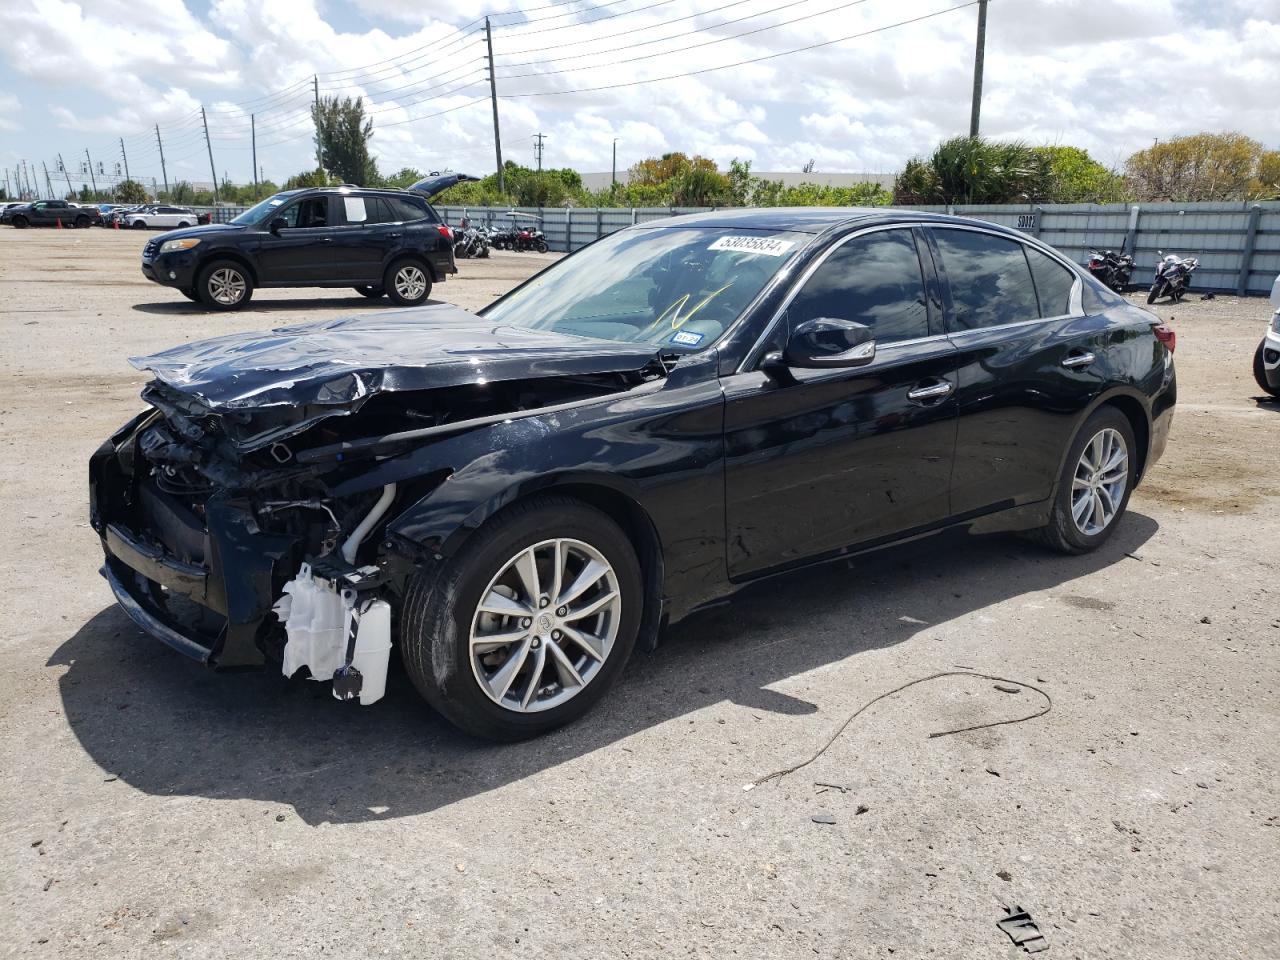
<box><xmin>469</xmin><ymin>538</ymin><xmax>621</xmax><ymax>713</ymax></box>
<box><xmin>208</xmin><ymin>268</ymin><xmax>246</xmax><ymax>305</ymax></box>
<box><xmin>394</xmin><ymin>265</ymin><xmax>426</xmax><ymax>300</ymax></box>
<box><xmin>1071</xmin><ymin>427</ymin><xmax>1128</xmax><ymax>536</ymax></box>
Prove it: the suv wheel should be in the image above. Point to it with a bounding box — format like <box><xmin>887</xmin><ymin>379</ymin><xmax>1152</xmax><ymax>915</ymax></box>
<box><xmin>354</xmin><ymin>285</ymin><xmax>385</xmax><ymax>299</ymax></box>
<box><xmin>75</xmin><ymin>215</ymin><xmax>90</xmax><ymax>228</ymax></box>
<box><xmin>400</xmin><ymin>496</ymin><xmax>643</xmax><ymax>740</ymax></box>
<box><xmin>197</xmin><ymin>260</ymin><xmax>254</xmax><ymax>310</ymax></box>
<box><xmin>1028</xmin><ymin>407</ymin><xmax>1136</xmax><ymax>554</ymax></box>
<box><xmin>177</xmin><ymin>220</ymin><xmax>190</xmax><ymax>228</ymax></box>
<box><xmin>12</xmin><ymin>215</ymin><xmax>28</xmax><ymax>229</ymax></box>
<box><xmin>384</xmin><ymin>258</ymin><xmax>431</xmax><ymax>306</ymax></box>
<box><xmin>132</xmin><ymin>220</ymin><xmax>147</xmax><ymax>229</ymax></box>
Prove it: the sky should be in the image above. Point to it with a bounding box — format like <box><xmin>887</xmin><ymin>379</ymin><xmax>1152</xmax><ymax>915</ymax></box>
<box><xmin>1</xmin><ymin>0</ymin><xmax>1278</xmax><ymax>194</ymax></box>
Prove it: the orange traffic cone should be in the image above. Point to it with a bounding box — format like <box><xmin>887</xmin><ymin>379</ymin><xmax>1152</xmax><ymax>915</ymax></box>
<box><xmin>56</xmin><ymin>218</ymin><xmax>63</xmax><ymax>229</ymax></box>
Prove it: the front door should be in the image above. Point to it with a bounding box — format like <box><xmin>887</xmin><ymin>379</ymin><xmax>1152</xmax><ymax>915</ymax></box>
<box><xmin>254</xmin><ymin>195</ymin><xmax>337</xmax><ymax>283</ymax></box>
<box><xmin>723</xmin><ymin>226</ymin><xmax>960</xmax><ymax>579</ymax></box>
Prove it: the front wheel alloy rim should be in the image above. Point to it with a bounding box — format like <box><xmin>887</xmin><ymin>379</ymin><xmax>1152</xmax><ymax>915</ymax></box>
<box><xmin>469</xmin><ymin>538</ymin><xmax>622</xmax><ymax>713</ymax></box>
<box><xmin>1071</xmin><ymin>427</ymin><xmax>1129</xmax><ymax>536</ymax></box>
<box><xmin>209</xmin><ymin>268</ymin><xmax>246</xmax><ymax>305</ymax></box>
<box><xmin>393</xmin><ymin>265</ymin><xmax>426</xmax><ymax>300</ymax></box>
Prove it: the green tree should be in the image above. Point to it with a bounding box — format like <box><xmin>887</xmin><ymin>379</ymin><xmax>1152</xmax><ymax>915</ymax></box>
<box><xmin>380</xmin><ymin>167</ymin><xmax>425</xmax><ymax>189</ymax></box>
<box><xmin>1124</xmin><ymin>132</ymin><xmax>1264</xmax><ymax>201</ymax></box>
<box><xmin>115</xmin><ymin>179</ymin><xmax>149</xmax><ymax>204</ymax></box>
<box><xmin>1034</xmin><ymin>146</ymin><xmax>1129</xmax><ymax>203</ymax></box>
<box><xmin>312</xmin><ymin>95</ymin><xmax>378</xmax><ymax>185</ymax></box>
<box><xmin>893</xmin><ymin>137</ymin><xmax>1050</xmax><ymax>205</ymax></box>
<box><xmin>1251</xmin><ymin>151</ymin><xmax>1280</xmax><ymax>200</ymax></box>
<box><xmin>283</xmin><ymin>168</ymin><xmax>341</xmax><ymax>191</ymax></box>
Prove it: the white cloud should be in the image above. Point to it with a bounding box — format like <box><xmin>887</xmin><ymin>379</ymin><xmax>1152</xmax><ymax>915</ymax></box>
<box><xmin>0</xmin><ymin>0</ymin><xmax>1276</xmax><ymax>186</ymax></box>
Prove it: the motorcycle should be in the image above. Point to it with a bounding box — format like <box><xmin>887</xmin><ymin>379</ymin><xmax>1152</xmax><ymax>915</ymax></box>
<box><xmin>515</xmin><ymin>226</ymin><xmax>549</xmax><ymax>253</ymax></box>
<box><xmin>1148</xmin><ymin>251</ymin><xmax>1199</xmax><ymax>304</ymax></box>
<box><xmin>454</xmin><ymin>225</ymin><xmax>491</xmax><ymax>259</ymax></box>
<box><xmin>489</xmin><ymin>225</ymin><xmax>518</xmax><ymax>250</ymax></box>
<box><xmin>1086</xmin><ymin>249</ymin><xmax>1135</xmax><ymax>292</ymax></box>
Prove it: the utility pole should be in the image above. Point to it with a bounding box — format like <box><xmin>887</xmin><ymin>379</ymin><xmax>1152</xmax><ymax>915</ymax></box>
<box><xmin>201</xmin><ymin>106</ymin><xmax>219</xmax><ymax>204</ymax></box>
<box><xmin>313</xmin><ymin>74</ymin><xmax>322</xmax><ymax>172</ymax></box>
<box><xmin>58</xmin><ymin>153</ymin><xmax>72</xmax><ymax>198</ymax></box>
<box><xmin>251</xmin><ymin>113</ymin><xmax>259</xmax><ymax>200</ymax></box>
<box><xmin>612</xmin><ymin>138</ymin><xmax>618</xmax><ymax>190</ymax></box>
<box><xmin>156</xmin><ymin>125</ymin><xmax>169</xmax><ymax>196</ymax></box>
<box><xmin>119</xmin><ymin>137</ymin><xmax>131</xmax><ymax>183</ymax></box>
<box><xmin>968</xmin><ymin>0</ymin><xmax>988</xmax><ymax>137</ymax></box>
<box><xmin>84</xmin><ymin>149</ymin><xmax>98</xmax><ymax>198</ymax></box>
<box><xmin>533</xmin><ymin>132</ymin><xmax>545</xmax><ymax>174</ymax></box>
<box><xmin>485</xmin><ymin>16</ymin><xmax>505</xmax><ymax>195</ymax></box>
<box><xmin>42</xmin><ymin>161</ymin><xmax>54</xmax><ymax>199</ymax></box>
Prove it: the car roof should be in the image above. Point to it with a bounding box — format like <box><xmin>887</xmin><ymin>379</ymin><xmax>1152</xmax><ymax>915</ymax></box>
<box><xmin>637</xmin><ymin>206</ymin><xmax>1027</xmax><ymax>237</ymax></box>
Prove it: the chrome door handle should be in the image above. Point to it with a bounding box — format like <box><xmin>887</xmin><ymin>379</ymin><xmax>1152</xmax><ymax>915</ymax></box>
<box><xmin>387</xmin><ymin>232</ymin><xmax>402</xmax><ymax>238</ymax></box>
<box><xmin>318</xmin><ymin>237</ymin><xmax>333</xmax><ymax>243</ymax></box>
<box><xmin>1061</xmin><ymin>351</ymin><xmax>1096</xmax><ymax>368</ymax></box>
<box><xmin>907</xmin><ymin>380</ymin><xmax>954</xmax><ymax>402</ymax></box>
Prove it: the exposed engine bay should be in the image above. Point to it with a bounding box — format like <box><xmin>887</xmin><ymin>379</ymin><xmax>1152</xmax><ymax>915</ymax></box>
<box><xmin>90</xmin><ymin>307</ymin><xmax>671</xmax><ymax>701</ymax></box>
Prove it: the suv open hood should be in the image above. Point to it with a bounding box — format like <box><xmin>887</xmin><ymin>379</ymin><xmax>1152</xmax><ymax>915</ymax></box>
<box><xmin>406</xmin><ymin>173</ymin><xmax>480</xmax><ymax>198</ymax></box>
<box><xmin>130</xmin><ymin>304</ymin><xmax>659</xmax><ymax>413</ymax></box>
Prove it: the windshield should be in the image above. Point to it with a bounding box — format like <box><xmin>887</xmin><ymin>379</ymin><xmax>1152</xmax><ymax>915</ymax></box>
<box><xmin>230</xmin><ymin>192</ymin><xmax>300</xmax><ymax>226</ymax></box>
<box><xmin>483</xmin><ymin>227</ymin><xmax>807</xmax><ymax>350</ymax></box>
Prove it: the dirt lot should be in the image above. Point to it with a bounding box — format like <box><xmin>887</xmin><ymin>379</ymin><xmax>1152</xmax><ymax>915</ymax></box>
<box><xmin>1</xmin><ymin>228</ymin><xmax>1276</xmax><ymax>958</ymax></box>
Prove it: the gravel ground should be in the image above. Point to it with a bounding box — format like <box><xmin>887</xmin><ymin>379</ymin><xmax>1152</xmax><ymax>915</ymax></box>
<box><xmin>1</xmin><ymin>228</ymin><xmax>1277</xmax><ymax>958</ymax></box>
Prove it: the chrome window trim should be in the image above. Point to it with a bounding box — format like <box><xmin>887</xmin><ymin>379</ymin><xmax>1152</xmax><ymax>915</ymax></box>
<box><xmin>738</xmin><ymin>221</ymin><xmax>1085</xmax><ymax>373</ymax></box>
<box><xmin>737</xmin><ymin>223</ymin><xmax>932</xmax><ymax>374</ymax></box>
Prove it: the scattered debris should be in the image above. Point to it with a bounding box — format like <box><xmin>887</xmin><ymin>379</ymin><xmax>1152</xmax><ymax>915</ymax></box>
<box><xmin>986</xmin><ymin>767</ymin><xmax>1001</xmax><ymax>777</ymax></box>
<box><xmin>454</xmin><ymin>861</ymin><xmax>467</xmax><ymax>873</ymax></box>
<box><xmin>855</xmin><ymin>804</ymin><xmax>870</xmax><ymax>816</ymax></box>
<box><xmin>996</xmin><ymin>869</ymin><xmax>1012</xmax><ymax>882</ymax></box>
<box><xmin>42</xmin><ymin>878</ymin><xmax>53</xmax><ymax>892</ymax></box>
<box><xmin>1196</xmin><ymin>781</ymin><xmax>1209</xmax><ymax>789</ymax></box>
<box><xmin>814</xmin><ymin>782</ymin><xmax>850</xmax><ymax>794</ymax></box>
<box><xmin>810</xmin><ymin>812</ymin><xmax>837</xmax><ymax>825</ymax></box>
<box><xmin>898</xmin><ymin>615</ymin><xmax>928</xmax><ymax>625</ymax></box>
<box><xmin>1200</xmin><ymin>292</ymin><xmax>1216</xmax><ymax>300</ymax></box>
<box><xmin>993</xmin><ymin>684</ymin><xmax>1021</xmax><ymax>694</ymax></box>
<box><xmin>998</xmin><ymin>905</ymin><xmax>1049</xmax><ymax>953</ymax></box>
<box><xmin>1200</xmin><ymin>616</ymin><xmax>1212</xmax><ymax>624</ymax></box>
<box><xmin>103</xmin><ymin>777</ymin><xmax>117</xmax><ymax>783</ymax></box>
<box><xmin>274</xmin><ymin>814</ymin><xmax>287</xmax><ymax>822</ymax></box>
<box><xmin>31</xmin><ymin>840</ymin><xmax>42</xmax><ymax>848</ymax></box>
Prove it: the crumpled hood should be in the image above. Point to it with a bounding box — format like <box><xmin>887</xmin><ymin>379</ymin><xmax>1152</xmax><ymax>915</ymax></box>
<box><xmin>130</xmin><ymin>304</ymin><xmax>659</xmax><ymax>412</ymax></box>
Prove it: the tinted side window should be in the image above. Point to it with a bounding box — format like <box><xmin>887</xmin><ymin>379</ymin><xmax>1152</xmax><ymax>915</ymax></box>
<box><xmin>788</xmin><ymin>229</ymin><xmax>929</xmax><ymax>344</ymax></box>
<box><xmin>933</xmin><ymin>229</ymin><xmax>1039</xmax><ymax>331</ymax></box>
<box><xmin>282</xmin><ymin>196</ymin><xmax>329</xmax><ymax>228</ymax></box>
<box><xmin>388</xmin><ymin>196</ymin><xmax>427</xmax><ymax>222</ymax></box>
<box><xmin>365</xmin><ymin>198</ymin><xmax>397</xmax><ymax>224</ymax></box>
<box><xmin>1025</xmin><ymin>246</ymin><xmax>1077</xmax><ymax>317</ymax></box>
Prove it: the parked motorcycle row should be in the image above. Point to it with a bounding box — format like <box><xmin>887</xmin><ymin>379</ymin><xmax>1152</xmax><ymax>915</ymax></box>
<box><xmin>451</xmin><ymin>214</ymin><xmax>551</xmax><ymax>258</ymax></box>
<box><xmin>1084</xmin><ymin>246</ymin><xmax>1199</xmax><ymax>304</ymax></box>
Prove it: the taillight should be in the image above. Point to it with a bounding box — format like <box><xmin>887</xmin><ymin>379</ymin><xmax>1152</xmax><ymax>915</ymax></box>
<box><xmin>1153</xmin><ymin>324</ymin><xmax>1176</xmax><ymax>353</ymax></box>
<box><xmin>437</xmin><ymin>224</ymin><xmax>452</xmax><ymax>241</ymax></box>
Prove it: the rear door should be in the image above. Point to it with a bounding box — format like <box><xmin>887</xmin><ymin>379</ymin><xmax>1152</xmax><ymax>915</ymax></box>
<box><xmin>253</xmin><ymin>195</ymin><xmax>338</xmax><ymax>283</ymax></box>
<box><xmin>722</xmin><ymin>225</ymin><xmax>961</xmax><ymax>578</ymax></box>
<box><xmin>329</xmin><ymin>194</ymin><xmax>396</xmax><ymax>282</ymax></box>
<box><xmin>928</xmin><ymin>225</ymin><xmax>1103</xmax><ymax>515</ymax></box>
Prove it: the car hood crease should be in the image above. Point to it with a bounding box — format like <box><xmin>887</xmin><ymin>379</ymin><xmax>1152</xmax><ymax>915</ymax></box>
<box><xmin>129</xmin><ymin>304</ymin><xmax>660</xmax><ymax>411</ymax></box>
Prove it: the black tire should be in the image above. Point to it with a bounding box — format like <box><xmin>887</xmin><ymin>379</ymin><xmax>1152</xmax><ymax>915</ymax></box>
<box><xmin>75</xmin><ymin>215</ymin><xmax>89</xmax><ymax>228</ymax></box>
<box><xmin>354</xmin><ymin>285</ymin><xmax>385</xmax><ymax>299</ymax></box>
<box><xmin>400</xmin><ymin>496</ymin><xmax>644</xmax><ymax>741</ymax></box>
<box><xmin>12</xmin><ymin>216</ymin><xmax>28</xmax><ymax>229</ymax></box>
<box><xmin>1146</xmin><ymin>282</ymin><xmax>1163</xmax><ymax>304</ymax></box>
<box><xmin>196</xmin><ymin>259</ymin><xmax>254</xmax><ymax>311</ymax></box>
<box><xmin>177</xmin><ymin>220</ymin><xmax>190</xmax><ymax>228</ymax></box>
<box><xmin>1026</xmin><ymin>406</ymin><xmax>1137</xmax><ymax>555</ymax></box>
<box><xmin>132</xmin><ymin>220</ymin><xmax>147</xmax><ymax>229</ymax></box>
<box><xmin>535</xmin><ymin>239</ymin><xmax>549</xmax><ymax>253</ymax></box>
<box><xmin>383</xmin><ymin>257</ymin><xmax>432</xmax><ymax>306</ymax></box>
<box><xmin>1254</xmin><ymin>339</ymin><xmax>1280</xmax><ymax>398</ymax></box>
<box><xmin>180</xmin><ymin>288</ymin><xmax>200</xmax><ymax>302</ymax></box>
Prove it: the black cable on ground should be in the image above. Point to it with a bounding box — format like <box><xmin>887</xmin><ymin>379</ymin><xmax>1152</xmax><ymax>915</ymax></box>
<box><xmin>751</xmin><ymin>671</ymin><xmax>1053</xmax><ymax>788</ymax></box>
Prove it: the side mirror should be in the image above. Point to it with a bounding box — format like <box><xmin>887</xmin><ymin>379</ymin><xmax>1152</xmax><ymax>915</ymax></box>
<box><xmin>269</xmin><ymin>217</ymin><xmax>287</xmax><ymax>235</ymax></box>
<box><xmin>783</xmin><ymin>317</ymin><xmax>876</xmax><ymax>369</ymax></box>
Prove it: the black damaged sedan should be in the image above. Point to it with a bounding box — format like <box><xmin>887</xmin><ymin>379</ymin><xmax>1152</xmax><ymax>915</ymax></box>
<box><xmin>91</xmin><ymin>209</ymin><xmax>1176</xmax><ymax>739</ymax></box>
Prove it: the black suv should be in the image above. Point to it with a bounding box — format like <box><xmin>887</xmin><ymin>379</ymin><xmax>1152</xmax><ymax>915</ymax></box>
<box><xmin>140</xmin><ymin>174</ymin><xmax>475</xmax><ymax>310</ymax></box>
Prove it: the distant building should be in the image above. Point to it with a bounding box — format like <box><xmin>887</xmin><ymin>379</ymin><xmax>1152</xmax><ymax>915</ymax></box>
<box><xmin>577</xmin><ymin>171</ymin><xmax>895</xmax><ymax>191</ymax></box>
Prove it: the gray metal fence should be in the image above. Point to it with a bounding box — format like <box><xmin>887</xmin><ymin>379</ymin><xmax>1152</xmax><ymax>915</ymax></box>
<box><xmin>436</xmin><ymin>201</ymin><xmax>1280</xmax><ymax>296</ymax></box>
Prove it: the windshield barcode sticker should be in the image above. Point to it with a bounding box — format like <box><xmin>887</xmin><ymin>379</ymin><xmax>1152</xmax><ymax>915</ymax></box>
<box><xmin>708</xmin><ymin>236</ymin><xmax>795</xmax><ymax>257</ymax></box>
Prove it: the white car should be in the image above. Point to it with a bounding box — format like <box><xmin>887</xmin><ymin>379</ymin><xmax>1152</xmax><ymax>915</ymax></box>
<box><xmin>123</xmin><ymin>205</ymin><xmax>199</xmax><ymax>231</ymax></box>
<box><xmin>1254</xmin><ymin>273</ymin><xmax>1280</xmax><ymax>399</ymax></box>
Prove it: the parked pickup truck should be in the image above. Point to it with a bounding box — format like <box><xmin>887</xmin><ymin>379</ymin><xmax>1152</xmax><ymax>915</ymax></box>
<box><xmin>2</xmin><ymin>200</ymin><xmax>100</xmax><ymax>228</ymax></box>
